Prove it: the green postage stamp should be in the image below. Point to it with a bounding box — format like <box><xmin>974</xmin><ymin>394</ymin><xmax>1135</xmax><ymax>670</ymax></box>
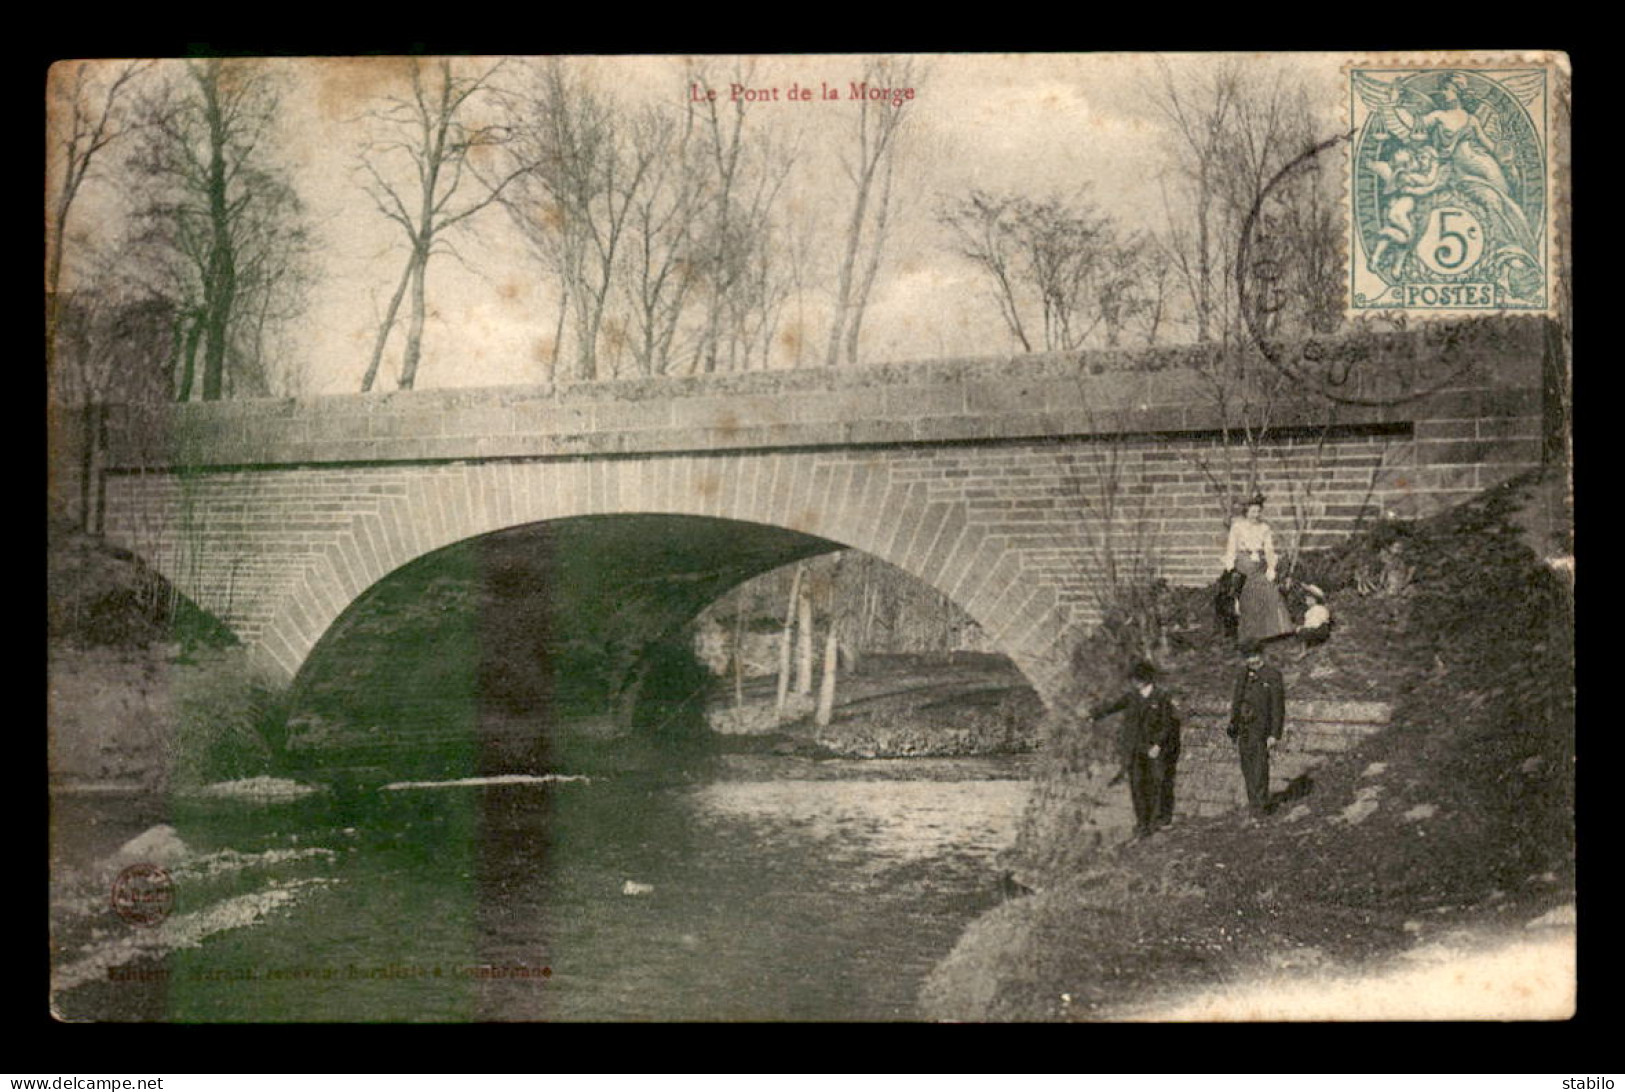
<box><xmin>1349</xmin><ymin>56</ymin><xmax>1562</xmax><ymax>315</ymax></box>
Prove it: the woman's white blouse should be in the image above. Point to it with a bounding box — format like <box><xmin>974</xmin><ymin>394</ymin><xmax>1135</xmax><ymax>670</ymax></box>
<box><xmin>1223</xmin><ymin>518</ymin><xmax>1277</xmax><ymax>572</ymax></box>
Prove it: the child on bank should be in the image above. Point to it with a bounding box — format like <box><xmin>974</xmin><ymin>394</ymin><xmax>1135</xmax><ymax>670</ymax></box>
<box><xmin>1296</xmin><ymin>583</ymin><xmax>1333</xmax><ymax>658</ymax></box>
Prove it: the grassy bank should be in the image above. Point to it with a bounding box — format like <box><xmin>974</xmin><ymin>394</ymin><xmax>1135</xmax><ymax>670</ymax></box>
<box><xmin>923</xmin><ymin>471</ymin><xmax>1575</xmax><ymax>1021</ymax></box>
<box><xmin>48</xmin><ymin>526</ymin><xmax>283</xmax><ymax>792</ymax></box>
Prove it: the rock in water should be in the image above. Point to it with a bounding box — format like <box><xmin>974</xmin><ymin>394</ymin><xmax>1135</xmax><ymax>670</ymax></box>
<box><xmin>194</xmin><ymin>776</ymin><xmax>322</xmax><ymax>800</ymax></box>
<box><xmin>621</xmin><ymin>880</ymin><xmax>654</xmax><ymax>896</ymax></box>
<box><xmin>114</xmin><ymin>824</ymin><xmax>190</xmax><ymax>867</ymax></box>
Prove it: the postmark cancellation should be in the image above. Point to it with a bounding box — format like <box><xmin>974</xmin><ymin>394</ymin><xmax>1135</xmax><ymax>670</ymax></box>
<box><xmin>1347</xmin><ymin>54</ymin><xmax>1564</xmax><ymax>317</ymax></box>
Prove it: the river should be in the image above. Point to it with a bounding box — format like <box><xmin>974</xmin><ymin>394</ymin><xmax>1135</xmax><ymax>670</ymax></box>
<box><xmin>50</xmin><ymin>754</ymin><xmax>1030</xmax><ymax>1022</ymax></box>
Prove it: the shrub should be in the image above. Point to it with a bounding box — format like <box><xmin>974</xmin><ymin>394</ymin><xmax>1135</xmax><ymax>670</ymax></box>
<box><xmin>165</xmin><ymin>650</ymin><xmax>286</xmax><ymax>788</ymax></box>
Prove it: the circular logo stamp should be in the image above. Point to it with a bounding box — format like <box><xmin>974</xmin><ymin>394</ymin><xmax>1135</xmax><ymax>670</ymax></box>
<box><xmin>111</xmin><ymin>863</ymin><xmax>175</xmax><ymax>927</ymax></box>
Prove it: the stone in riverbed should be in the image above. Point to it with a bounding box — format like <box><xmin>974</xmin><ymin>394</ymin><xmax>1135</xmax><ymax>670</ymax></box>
<box><xmin>113</xmin><ymin>824</ymin><xmax>190</xmax><ymax>867</ymax></box>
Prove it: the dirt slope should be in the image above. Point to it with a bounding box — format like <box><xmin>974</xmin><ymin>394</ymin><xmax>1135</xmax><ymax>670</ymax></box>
<box><xmin>922</xmin><ymin>471</ymin><xmax>1575</xmax><ymax>1021</ymax></box>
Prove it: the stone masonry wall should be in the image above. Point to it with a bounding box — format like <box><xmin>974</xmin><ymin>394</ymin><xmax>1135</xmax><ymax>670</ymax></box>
<box><xmin>89</xmin><ymin>319</ymin><xmax>1550</xmax><ymax>703</ymax></box>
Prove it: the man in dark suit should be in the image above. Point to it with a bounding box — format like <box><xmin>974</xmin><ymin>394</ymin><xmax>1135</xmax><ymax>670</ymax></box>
<box><xmin>1090</xmin><ymin>660</ymin><xmax>1182</xmax><ymax>838</ymax></box>
<box><xmin>1229</xmin><ymin>644</ymin><xmax>1286</xmax><ymax>814</ymax></box>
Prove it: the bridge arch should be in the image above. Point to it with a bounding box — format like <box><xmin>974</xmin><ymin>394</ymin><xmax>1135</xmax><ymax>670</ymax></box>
<box><xmin>256</xmin><ymin>451</ymin><xmax>1077</xmax><ymax>709</ymax></box>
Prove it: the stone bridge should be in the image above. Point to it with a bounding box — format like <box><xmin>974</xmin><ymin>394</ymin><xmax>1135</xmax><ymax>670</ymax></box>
<box><xmin>76</xmin><ymin>319</ymin><xmax>1555</xmax><ymax>711</ymax></box>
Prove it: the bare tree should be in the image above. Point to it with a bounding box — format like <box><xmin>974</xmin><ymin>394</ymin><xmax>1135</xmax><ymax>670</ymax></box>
<box><xmin>50</xmin><ymin>287</ymin><xmax>176</xmax><ymax>407</ymax></box>
<box><xmin>228</xmin><ymin>179</ymin><xmax>318</xmax><ymax>397</ymax></box>
<box><xmin>686</xmin><ymin>68</ymin><xmax>748</xmax><ymax>375</ymax></box>
<box><xmin>357</xmin><ymin>57</ymin><xmax>524</xmax><ymax>392</ymax></box>
<box><xmin>938</xmin><ymin>188</ymin><xmax>1123</xmax><ymax>352</ymax></box>
<box><xmin>46</xmin><ymin>61</ymin><xmax>150</xmax><ymax>346</ymax></box>
<box><xmin>1091</xmin><ymin>234</ymin><xmax>1161</xmax><ymax>348</ymax></box>
<box><xmin>1151</xmin><ymin>57</ymin><xmax>1341</xmax><ymax>349</ymax></box>
<box><xmin>1149</xmin><ymin>56</ymin><xmax>1243</xmax><ymax>345</ymax></box>
<box><xmin>1243</xmin><ymin>123</ymin><xmax>1343</xmax><ymax>338</ymax></box>
<box><xmin>679</xmin><ymin>62</ymin><xmax>798</xmax><ymax>375</ymax></box>
<box><xmin>711</xmin><ymin>130</ymin><xmax>798</xmax><ymax>372</ymax></box>
<box><xmin>505</xmin><ymin>59</ymin><xmax>654</xmax><ymax>383</ymax></box>
<box><xmin>504</xmin><ymin>60</ymin><xmax>798</xmax><ymax>381</ymax></box>
<box><xmin>1020</xmin><ymin>194</ymin><xmax>1117</xmax><ymax>351</ymax></box>
<box><xmin>826</xmin><ymin>57</ymin><xmax>916</xmax><ymax>367</ymax></box>
<box><xmin>938</xmin><ymin>190</ymin><xmax>1033</xmax><ymax>351</ymax></box>
<box><xmin>1131</xmin><ymin>244</ymin><xmax>1175</xmax><ymax>347</ymax></box>
<box><xmin>619</xmin><ymin>106</ymin><xmax>704</xmax><ymax>376</ymax></box>
<box><xmin>780</xmin><ymin>199</ymin><xmax>821</xmax><ymax>368</ymax></box>
<box><xmin>1149</xmin><ymin>59</ymin><xmax>1347</xmax><ymax>519</ymax></box>
<box><xmin>124</xmin><ymin>59</ymin><xmax>312</xmax><ymax>401</ymax></box>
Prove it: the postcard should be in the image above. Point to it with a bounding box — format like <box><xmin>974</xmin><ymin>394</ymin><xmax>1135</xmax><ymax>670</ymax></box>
<box><xmin>47</xmin><ymin>51</ymin><xmax>1572</xmax><ymax>1023</ymax></box>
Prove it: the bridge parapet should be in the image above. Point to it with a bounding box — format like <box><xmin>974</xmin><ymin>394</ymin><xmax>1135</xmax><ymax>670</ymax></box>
<box><xmin>99</xmin><ymin>318</ymin><xmax>1547</xmax><ymax>472</ymax></box>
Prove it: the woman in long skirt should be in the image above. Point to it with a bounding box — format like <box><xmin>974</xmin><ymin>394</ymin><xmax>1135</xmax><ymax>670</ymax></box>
<box><xmin>1222</xmin><ymin>494</ymin><xmax>1295</xmax><ymax>647</ymax></box>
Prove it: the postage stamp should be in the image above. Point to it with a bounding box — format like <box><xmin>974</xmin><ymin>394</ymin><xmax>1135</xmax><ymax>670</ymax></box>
<box><xmin>1348</xmin><ymin>57</ymin><xmax>1560</xmax><ymax>316</ymax></box>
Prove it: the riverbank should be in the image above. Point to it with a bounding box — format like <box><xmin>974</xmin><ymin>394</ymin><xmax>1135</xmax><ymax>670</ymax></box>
<box><xmin>48</xmin><ymin>520</ymin><xmax>285</xmax><ymax>795</ymax></box>
<box><xmin>706</xmin><ymin>651</ymin><xmax>1041</xmax><ymax>758</ymax></box>
<box><xmin>922</xmin><ymin>471</ymin><xmax>1575</xmax><ymax>1021</ymax></box>
<box><xmin>49</xmin><ymin>646</ymin><xmax>289</xmax><ymax>795</ymax></box>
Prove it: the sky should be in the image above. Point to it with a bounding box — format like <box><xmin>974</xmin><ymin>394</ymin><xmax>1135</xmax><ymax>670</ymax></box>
<box><xmin>50</xmin><ymin>53</ymin><xmax>1349</xmax><ymax>396</ymax></box>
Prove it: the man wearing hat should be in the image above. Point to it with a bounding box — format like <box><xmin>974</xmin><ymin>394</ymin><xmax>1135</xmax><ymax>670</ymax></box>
<box><xmin>1229</xmin><ymin>644</ymin><xmax>1286</xmax><ymax>815</ymax></box>
<box><xmin>1089</xmin><ymin>660</ymin><xmax>1183</xmax><ymax>838</ymax></box>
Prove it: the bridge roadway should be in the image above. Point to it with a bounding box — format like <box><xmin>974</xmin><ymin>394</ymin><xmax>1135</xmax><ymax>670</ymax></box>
<box><xmin>81</xmin><ymin>319</ymin><xmax>1553</xmax><ymax>709</ymax></box>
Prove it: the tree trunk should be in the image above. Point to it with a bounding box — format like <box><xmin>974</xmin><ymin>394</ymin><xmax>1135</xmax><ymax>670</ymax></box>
<box><xmin>815</xmin><ymin>629</ymin><xmax>839</xmax><ymax>727</ymax></box>
<box><xmin>775</xmin><ymin>564</ymin><xmax>803</xmax><ymax>717</ymax></box>
<box><xmin>1195</xmin><ymin>175</ymin><xmax>1213</xmax><ymax>344</ymax></box>
<box><xmin>574</xmin><ymin>285</ymin><xmax>600</xmax><ymax>383</ymax></box>
<box><xmin>795</xmin><ymin>580</ymin><xmax>815</xmax><ymax>696</ymax></box>
<box><xmin>199</xmin><ymin>238</ymin><xmax>235</xmax><ymax>401</ymax></box>
<box><xmin>733</xmin><ymin>596</ymin><xmax>746</xmax><ymax>711</ymax></box>
<box><xmin>825</xmin><ymin>170</ymin><xmax>873</xmax><ymax>367</ymax></box>
<box><xmin>362</xmin><ymin>257</ymin><xmax>414</xmax><ymax>393</ymax></box>
<box><xmin>844</xmin><ymin>154</ymin><xmax>895</xmax><ymax>365</ymax></box>
<box><xmin>775</xmin><ymin>627</ymin><xmax>793</xmax><ymax>718</ymax></box>
<box><xmin>550</xmin><ymin>281</ymin><xmax>569</xmax><ymax>383</ymax></box>
<box><xmin>861</xmin><ymin>560</ymin><xmax>877</xmax><ymax>648</ymax></box>
<box><xmin>398</xmin><ymin>248</ymin><xmax>429</xmax><ymax>390</ymax></box>
<box><xmin>176</xmin><ymin>315</ymin><xmax>203</xmax><ymax>402</ymax></box>
<box><xmin>77</xmin><ymin>401</ymin><xmax>97</xmax><ymax>532</ymax></box>
<box><xmin>200</xmin><ymin>68</ymin><xmax>235</xmax><ymax>402</ymax></box>
<box><xmin>164</xmin><ymin>315</ymin><xmax>184</xmax><ymax>401</ymax></box>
